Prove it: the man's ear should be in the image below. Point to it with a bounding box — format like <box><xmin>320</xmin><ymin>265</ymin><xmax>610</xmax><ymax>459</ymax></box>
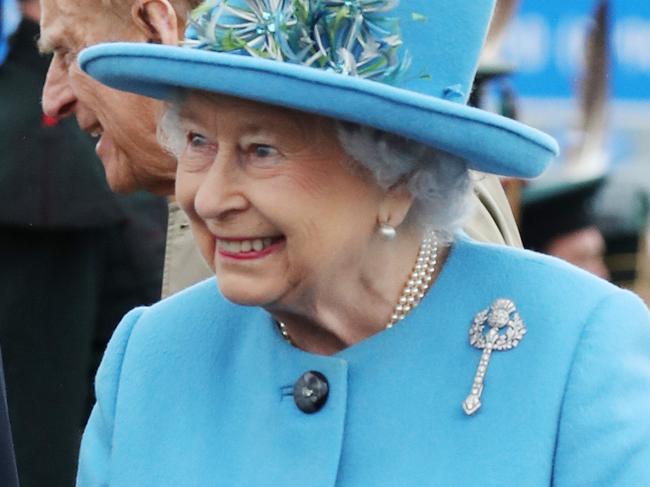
<box><xmin>131</xmin><ymin>0</ymin><xmax>182</xmax><ymax>45</ymax></box>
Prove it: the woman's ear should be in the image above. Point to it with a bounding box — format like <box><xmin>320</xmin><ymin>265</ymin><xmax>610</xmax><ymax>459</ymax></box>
<box><xmin>377</xmin><ymin>182</ymin><xmax>415</xmax><ymax>230</ymax></box>
<box><xmin>131</xmin><ymin>0</ymin><xmax>181</xmax><ymax>45</ymax></box>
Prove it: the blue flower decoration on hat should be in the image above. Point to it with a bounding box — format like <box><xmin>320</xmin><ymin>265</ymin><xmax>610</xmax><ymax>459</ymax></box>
<box><xmin>185</xmin><ymin>0</ymin><xmax>409</xmax><ymax>83</ymax></box>
<box><xmin>79</xmin><ymin>0</ymin><xmax>561</xmax><ymax>179</ymax></box>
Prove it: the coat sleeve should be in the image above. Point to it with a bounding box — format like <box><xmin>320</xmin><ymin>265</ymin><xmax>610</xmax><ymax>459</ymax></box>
<box><xmin>553</xmin><ymin>289</ymin><xmax>650</xmax><ymax>486</ymax></box>
<box><xmin>76</xmin><ymin>307</ymin><xmax>145</xmax><ymax>487</ymax></box>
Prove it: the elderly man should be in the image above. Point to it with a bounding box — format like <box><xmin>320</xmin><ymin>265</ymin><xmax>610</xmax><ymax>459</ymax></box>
<box><xmin>40</xmin><ymin>0</ymin><xmax>211</xmax><ymax>298</ymax></box>
<box><xmin>40</xmin><ymin>0</ymin><xmax>523</xmax><ymax>303</ymax></box>
<box><xmin>2</xmin><ymin>0</ymin><xmax>170</xmax><ymax>485</ymax></box>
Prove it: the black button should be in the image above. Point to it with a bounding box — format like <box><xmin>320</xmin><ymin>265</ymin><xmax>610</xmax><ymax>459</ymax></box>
<box><xmin>293</xmin><ymin>371</ymin><xmax>329</xmax><ymax>414</ymax></box>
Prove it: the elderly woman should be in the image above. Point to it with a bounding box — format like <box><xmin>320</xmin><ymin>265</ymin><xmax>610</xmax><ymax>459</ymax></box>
<box><xmin>77</xmin><ymin>0</ymin><xmax>650</xmax><ymax>485</ymax></box>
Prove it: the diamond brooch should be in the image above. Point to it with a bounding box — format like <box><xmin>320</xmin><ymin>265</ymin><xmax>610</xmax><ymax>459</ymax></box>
<box><xmin>462</xmin><ymin>298</ymin><xmax>526</xmax><ymax>416</ymax></box>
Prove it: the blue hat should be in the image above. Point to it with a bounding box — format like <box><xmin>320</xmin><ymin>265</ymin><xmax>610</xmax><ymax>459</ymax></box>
<box><xmin>79</xmin><ymin>0</ymin><xmax>558</xmax><ymax>178</ymax></box>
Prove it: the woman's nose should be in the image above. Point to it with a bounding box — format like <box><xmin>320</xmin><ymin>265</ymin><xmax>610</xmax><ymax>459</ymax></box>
<box><xmin>42</xmin><ymin>59</ymin><xmax>77</xmax><ymax>119</ymax></box>
<box><xmin>193</xmin><ymin>152</ymin><xmax>249</xmax><ymax>221</ymax></box>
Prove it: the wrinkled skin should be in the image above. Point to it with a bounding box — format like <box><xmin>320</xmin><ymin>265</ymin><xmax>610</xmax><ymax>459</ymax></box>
<box><xmin>40</xmin><ymin>0</ymin><xmax>177</xmax><ymax>195</ymax></box>
<box><xmin>174</xmin><ymin>92</ymin><xmax>427</xmax><ymax>354</ymax></box>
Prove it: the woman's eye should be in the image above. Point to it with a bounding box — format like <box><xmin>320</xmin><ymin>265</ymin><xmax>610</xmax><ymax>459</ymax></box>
<box><xmin>251</xmin><ymin>144</ymin><xmax>279</xmax><ymax>159</ymax></box>
<box><xmin>180</xmin><ymin>131</ymin><xmax>217</xmax><ymax>171</ymax></box>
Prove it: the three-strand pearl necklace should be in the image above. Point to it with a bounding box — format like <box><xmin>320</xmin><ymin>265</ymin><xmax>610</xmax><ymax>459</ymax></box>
<box><xmin>277</xmin><ymin>230</ymin><xmax>439</xmax><ymax>345</ymax></box>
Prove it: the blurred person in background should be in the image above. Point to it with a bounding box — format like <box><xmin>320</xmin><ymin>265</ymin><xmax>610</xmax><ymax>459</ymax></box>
<box><xmin>521</xmin><ymin>177</ymin><xmax>610</xmax><ymax>279</ymax></box>
<box><xmin>0</xmin><ymin>2</ymin><xmax>21</xmax><ymax>484</ymax></box>
<box><xmin>520</xmin><ymin>1</ymin><xmax>612</xmax><ymax>282</ymax></box>
<box><xmin>0</xmin><ymin>0</ymin><xmax>167</xmax><ymax>484</ymax></box>
<box><xmin>596</xmin><ymin>167</ymin><xmax>650</xmax><ymax>304</ymax></box>
<box><xmin>39</xmin><ymin>0</ymin><xmax>210</xmax><ymax>299</ymax></box>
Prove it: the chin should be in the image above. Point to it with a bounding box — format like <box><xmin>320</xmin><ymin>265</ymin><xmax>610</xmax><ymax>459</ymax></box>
<box><xmin>96</xmin><ymin>145</ymin><xmax>138</xmax><ymax>194</ymax></box>
<box><xmin>107</xmin><ymin>180</ymin><xmax>137</xmax><ymax>195</ymax></box>
<box><xmin>218</xmin><ymin>282</ymin><xmax>278</xmax><ymax>308</ymax></box>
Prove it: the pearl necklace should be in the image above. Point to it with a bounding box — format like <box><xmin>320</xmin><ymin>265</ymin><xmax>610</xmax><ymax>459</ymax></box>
<box><xmin>277</xmin><ymin>231</ymin><xmax>439</xmax><ymax>345</ymax></box>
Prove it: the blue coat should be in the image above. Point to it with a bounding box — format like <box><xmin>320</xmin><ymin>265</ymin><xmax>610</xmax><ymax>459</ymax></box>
<box><xmin>77</xmin><ymin>238</ymin><xmax>650</xmax><ymax>486</ymax></box>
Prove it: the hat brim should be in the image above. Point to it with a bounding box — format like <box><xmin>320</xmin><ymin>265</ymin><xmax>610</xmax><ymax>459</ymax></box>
<box><xmin>79</xmin><ymin>43</ymin><xmax>558</xmax><ymax>178</ymax></box>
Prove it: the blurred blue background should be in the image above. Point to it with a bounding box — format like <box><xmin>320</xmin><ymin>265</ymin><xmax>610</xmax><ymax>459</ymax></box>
<box><xmin>504</xmin><ymin>0</ymin><xmax>650</xmax><ymax>101</ymax></box>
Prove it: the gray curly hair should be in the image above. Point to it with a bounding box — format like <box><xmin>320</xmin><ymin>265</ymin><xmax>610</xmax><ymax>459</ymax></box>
<box><xmin>158</xmin><ymin>98</ymin><xmax>474</xmax><ymax>241</ymax></box>
<box><xmin>335</xmin><ymin>123</ymin><xmax>474</xmax><ymax>240</ymax></box>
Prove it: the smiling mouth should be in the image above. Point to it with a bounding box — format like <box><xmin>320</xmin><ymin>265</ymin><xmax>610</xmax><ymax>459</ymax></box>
<box><xmin>217</xmin><ymin>236</ymin><xmax>285</xmax><ymax>256</ymax></box>
<box><xmin>81</xmin><ymin>123</ymin><xmax>105</xmax><ymax>154</ymax></box>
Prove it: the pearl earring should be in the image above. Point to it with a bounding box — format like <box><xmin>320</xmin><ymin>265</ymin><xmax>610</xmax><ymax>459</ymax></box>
<box><xmin>378</xmin><ymin>223</ymin><xmax>397</xmax><ymax>240</ymax></box>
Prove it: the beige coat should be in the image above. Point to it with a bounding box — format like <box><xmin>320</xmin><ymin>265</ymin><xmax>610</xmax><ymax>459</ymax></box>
<box><xmin>161</xmin><ymin>174</ymin><xmax>521</xmax><ymax>298</ymax></box>
<box><xmin>161</xmin><ymin>202</ymin><xmax>212</xmax><ymax>299</ymax></box>
<box><xmin>633</xmin><ymin>229</ymin><xmax>650</xmax><ymax>306</ymax></box>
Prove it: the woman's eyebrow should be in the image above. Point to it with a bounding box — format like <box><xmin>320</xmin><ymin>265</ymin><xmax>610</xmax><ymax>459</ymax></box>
<box><xmin>177</xmin><ymin>104</ymin><xmax>204</xmax><ymax>125</ymax></box>
<box><xmin>240</xmin><ymin>112</ymin><xmax>305</xmax><ymax>137</ymax></box>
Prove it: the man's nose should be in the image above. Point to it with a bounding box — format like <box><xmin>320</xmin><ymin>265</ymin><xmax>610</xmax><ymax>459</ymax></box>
<box><xmin>42</xmin><ymin>58</ymin><xmax>77</xmax><ymax>119</ymax></box>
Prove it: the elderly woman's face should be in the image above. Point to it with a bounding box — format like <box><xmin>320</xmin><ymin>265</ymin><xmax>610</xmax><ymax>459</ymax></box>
<box><xmin>175</xmin><ymin>93</ymin><xmax>389</xmax><ymax>307</ymax></box>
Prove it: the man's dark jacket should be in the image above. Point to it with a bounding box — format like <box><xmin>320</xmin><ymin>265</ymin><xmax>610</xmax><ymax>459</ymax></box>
<box><xmin>0</xmin><ymin>18</ymin><xmax>122</xmax><ymax>227</ymax></box>
<box><xmin>0</xmin><ymin>349</ymin><xmax>18</xmax><ymax>487</ymax></box>
<box><xmin>0</xmin><ymin>19</ymin><xmax>167</xmax><ymax>487</ymax></box>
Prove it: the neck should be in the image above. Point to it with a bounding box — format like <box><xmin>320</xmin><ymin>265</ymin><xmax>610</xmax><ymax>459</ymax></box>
<box><xmin>269</xmin><ymin>228</ymin><xmax>448</xmax><ymax>355</ymax></box>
